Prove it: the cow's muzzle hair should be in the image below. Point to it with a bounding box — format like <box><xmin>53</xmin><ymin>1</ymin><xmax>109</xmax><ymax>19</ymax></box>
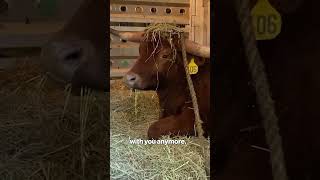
<box><xmin>110</xmin><ymin>28</ymin><xmax>210</xmax><ymax>59</ymax></box>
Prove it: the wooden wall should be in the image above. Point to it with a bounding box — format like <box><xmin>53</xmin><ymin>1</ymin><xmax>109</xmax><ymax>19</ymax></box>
<box><xmin>110</xmin><ymin>0</ymin><xmax>191</xmax><ymax>78</ymax></box>
<box><xmin>189</xmin><ymin>0</ymin><xmax>210</xmax><ymax>46</ymax></box>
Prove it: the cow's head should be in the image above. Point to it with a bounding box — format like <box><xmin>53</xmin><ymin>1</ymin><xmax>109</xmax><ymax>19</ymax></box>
<box><xmin>41</xmin><ymin>0</ymin><xmax>108</xmax><ymax>92</ymax></box>
<box><xmin>110</xmin><ymin>28</ymin><xmax>210</xmax><ymax>90</ymax></box>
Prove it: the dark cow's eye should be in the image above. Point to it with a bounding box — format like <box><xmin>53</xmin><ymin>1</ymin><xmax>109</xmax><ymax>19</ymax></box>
<box><xmin>162</xmin><ymin>55</ymin><xmax>169</xmax><ymax>58</ymax></box>
<box><xmin>65</xmin><ymin>48</ymin><xmax>82</xmax><ymax>61</ymax></box>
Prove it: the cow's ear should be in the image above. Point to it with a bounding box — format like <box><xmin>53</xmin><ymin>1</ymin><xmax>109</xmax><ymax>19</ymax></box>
<box><xmin>193</xmin><ymin>56</ymin><xmax>206</xmax><ymax>66</ymax></box>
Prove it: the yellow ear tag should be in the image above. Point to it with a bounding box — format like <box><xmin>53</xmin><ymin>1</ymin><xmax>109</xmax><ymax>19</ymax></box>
<box><xmin>251</xmin><ymin>0</ymin><xmax>282</xmax><ymax>40</ymax></box>
<box><xmin>188</xmin><ymin>57</ymin><xmax>198</xmax><ymax>75</ymax></box>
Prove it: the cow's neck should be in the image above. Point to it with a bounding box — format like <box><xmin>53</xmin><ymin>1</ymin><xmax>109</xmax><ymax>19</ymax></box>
<box><xmin>156</xmin><ymin>73</ymin><xmax>188</xmax><ymax>118</ymax></box>
<box><xmin>156</xmin><ymin>54</ymin><xmax>209</xmax><ymax>118</ymax></box>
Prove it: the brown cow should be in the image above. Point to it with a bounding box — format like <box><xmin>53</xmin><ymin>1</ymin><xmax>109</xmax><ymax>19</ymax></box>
<box><xmin>40</xmin><ymin>0</ymin><xmax>108</xmax><ymax>91</ymax></box>
<box><xmin>213</xmin><ymin>0</ymin><xmax>320</xmax><ymax>180</ymax></box>
<box><xmin>110</xmin><ymin>28</ymin><xmax>210</xmax><ymax>139</ymax></box>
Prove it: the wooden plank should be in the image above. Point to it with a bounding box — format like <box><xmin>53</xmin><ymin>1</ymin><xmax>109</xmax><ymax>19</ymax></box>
<box><xmin>110</xmin><ymin>26</ymin><xmax>190</xmax><ymax>32</ymax></box>
<box><xmin>0</xmin><ymin>22</ymin><xmax>64</xmax><ymax>48</ymax></box>
<box><xmin>110</xmin><ymin>26</ymin><xmax>147</xmax><ymax>31</ymax></box>
<box><xmin>111</xmin><ymin>42</ymin><xmax>140</xmax><ymax>49</ymax></box>
<box><xmin>111</xmin><ymin>58</ymin><xmax>136</xmax><ymax>69</ymax></box>
<box><xmin>111</xmin><ymin>5</ymin><xmax>189</xmax><ymax>16</ymax></box>
<box><xmin>206</xmin><ymin>0</ymin><xmax>210</xmax><ymax>46</ymax></box>
<box><xmin>111</xmin><ymin>1</ymin><xmax>189</xmax><ymax>8</ymax></box>
<box><xmin>0</xmin><ymin>33</ymin><xmax>52</xmax><ymax>48</ymax></box>
<box><xmin>110</xmin><ymin>14</ymin><xmax>189</xmax><ymax>24</ymax></box>
<box><xmin>0</xmin><ymin>22</ymin><xmax>64</xmax><ymax>34</ymax></box>
<box><xmin>111</xmin><ymin>32</ymin><xmax>190</xmax><ymax>43</ymax></box>
<box><xmin>111</xmin><ymin>0</ymin><xmax>189</xmax><ymax>5</ymax></box>
<box><xmin>188</xmin><ymin>0</ymin><xmax>210</xmax><ymax>46</ymax></box>
<box><xmin>110</xmin><ymin>68</ymin><xmax>130</xmax><ymax>78</ymax></box>
<box><xmin>110</xmin><ymin>48</ymin><xmax>139</xmax><ymax>57</ymax></box>
<box><xmin>198</xmin><ymin>0</ymin><xmax>204</xmax><ymax>44</ymax></box>
<box><xmin>110</xmin><ymin>56</ymin><xmax>138</xmax><ymax>59</ymax></box>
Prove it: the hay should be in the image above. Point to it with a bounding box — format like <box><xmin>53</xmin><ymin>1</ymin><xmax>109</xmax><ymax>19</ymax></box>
<box><xmin>0</xmin><ymin>58</ymin><xmax>107</xmax><ymax>179</ymax></box>
<box><xmin>144</xmin><ymin>23</ymin><xmax>184</xmax><ymax>42</ymax></box>
<box><xmin>110</xmin><ymin>80</ymin><xmax>210</xmax><ymax>179</ymax></box>
<box><xmin>144</xmin><ymin>23</ymin><xmax>184</xmax><ymax>63</ymax></box>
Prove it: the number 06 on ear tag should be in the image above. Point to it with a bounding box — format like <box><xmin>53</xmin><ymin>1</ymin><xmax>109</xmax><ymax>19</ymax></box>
<box><xmin>188</xmin><ymin>57</ymin><xmax>198</xmax><ymax>75</ymax></box>
<box><xmin>251</xmin><ymin>0</ymin><xmax>282</xmax><ymax>40</ymax></box>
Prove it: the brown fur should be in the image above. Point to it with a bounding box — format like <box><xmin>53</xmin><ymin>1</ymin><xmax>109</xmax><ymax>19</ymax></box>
<box><xmin>214</xmin><ymin>0</ymin><xmax>320</xmax><ymax>179</ymax></box>
<box><xmin>125</xmin><ymin>35</ymin><xmax>210</xmax><ymax>139</ymax></box>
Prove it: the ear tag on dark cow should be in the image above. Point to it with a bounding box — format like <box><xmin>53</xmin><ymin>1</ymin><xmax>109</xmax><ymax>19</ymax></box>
<box><xmin>251</xmin><ymin>0</ymin><xmax>282</xmax><ymax>40</ymax></box>
<box><xmin>188</xmin><ymin>57</ymin><xmax>198</xmax><ymax>75</ymax></box>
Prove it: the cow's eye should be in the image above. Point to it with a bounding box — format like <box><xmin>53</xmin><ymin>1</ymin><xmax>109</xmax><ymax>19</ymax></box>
<box><xmin>162</xmin><ymin>55</ymin><xmax>169</xmax><ymax>58</ymax></box>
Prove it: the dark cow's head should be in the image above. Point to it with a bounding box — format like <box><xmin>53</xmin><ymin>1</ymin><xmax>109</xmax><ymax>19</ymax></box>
<box><xmin>41</xmin><ymin>0</ymin><xmax>108</xmax><ymax>92</ymax></box>
<box><xmin>110</xmin><ymin>28</ymin><xmax>210</xmax><ymax>90</ymax></box>
<box><xmin>213</xmin><ymin>0</ymin><xmax>317</xmax><ymax>178</ymax></box>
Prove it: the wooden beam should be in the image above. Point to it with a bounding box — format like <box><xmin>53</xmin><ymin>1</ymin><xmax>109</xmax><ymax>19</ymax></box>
<box><xmin>0</xmin><ymin>22</ymin><xmax>64</xmax><ymax>48</ymax></box>
<box><xmin>110</xmin><ymin>42</ymin><xmax>139</xmax><ymax>48</ymax></box>
<box><xmin>110</xmin><ymin>56</ymin><xmax>138</xmax><ymax>59</ymax></box>
<box><xmin>110</xmin><ymin>14</ymin><xmax>189</xmax><ymax>24</ymax></box>
<box><xmin>110</xmin><ymin>48</ymin><xmax>139</xmax><ymax>57</ymax></box>
<box><xmin>0</xmin><ymin>34</ymin><xmax>52</xmax><ymax>48</ymax></box>
<box><xmin>110</xmin><ymin>68</ymin><xmax>130</xmax><ymax>78</ymax></box>
<box><xmin>110</xmin><ymin>26</ymin><xmax>147</xmax><ymax>31</ymax></box>
<box><xmin>110</xmin><ymin>26</ymin><xmax>190</xmax><ymax>32</ymax></box>
<box><xmin>189</xmin><ymin>0</ymin><xmax>210</xmax><ymax>46</ymax></box>
<box><xmin>111</xmin><ymin>0</ymin><xmax>189</xmax><ymax>5</ymax></box>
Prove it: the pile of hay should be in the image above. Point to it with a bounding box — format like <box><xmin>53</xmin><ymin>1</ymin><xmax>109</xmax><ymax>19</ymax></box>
<box><xmin>110</xmin><ymin>80</ymin><xmax>210</xmax><ymax>179</ymax></box>
<box><xmin>0</xmin><ymin>57</ymin><xmax>107</xmax><ymax>179</ymax></box>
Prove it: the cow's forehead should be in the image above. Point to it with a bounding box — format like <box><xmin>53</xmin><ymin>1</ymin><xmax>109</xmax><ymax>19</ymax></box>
<box><xmin>141</xmin><ymin>37</ymin><xmax>172</xmax><ymax>49</ymax></box>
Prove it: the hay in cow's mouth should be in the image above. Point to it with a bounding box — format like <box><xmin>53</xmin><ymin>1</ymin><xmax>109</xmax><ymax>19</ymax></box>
<box><xmin>0</xmin><ymin>58</ymin><xmax>107</xmax><ymax>179</ymax></box>
<box><xmin>110</xmin><ymin>80</ymin><xmax>210</xmax><ymax>179</ymax></box>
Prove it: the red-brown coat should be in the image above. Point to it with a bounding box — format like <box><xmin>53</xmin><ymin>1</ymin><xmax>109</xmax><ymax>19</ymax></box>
<box><xmin>111</xmin><ymin>30</ymin><xmax>211</xmax><ymax>139</ymax></box>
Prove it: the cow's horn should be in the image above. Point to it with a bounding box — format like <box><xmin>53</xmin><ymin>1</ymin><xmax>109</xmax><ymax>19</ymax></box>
<box><xmin>184</xmin><ymin>40</ymin><xmax>210</xmax><ymax>58</ymax></box>
<box><xmin>110</xmin><ymin>28</ymin><xmax>144</xmax><ymax>42</ymax></box>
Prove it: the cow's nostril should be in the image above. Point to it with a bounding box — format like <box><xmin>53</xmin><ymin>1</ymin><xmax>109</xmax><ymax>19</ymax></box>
<box><xmin>64</xmin><ymin>48</ymin><xmax>82</xmax><ymax>61</ymax></box>
<box><xmin>127</xmin><ymin>74</ymin><xmax>136</xmax><ymax>81</ymax></box>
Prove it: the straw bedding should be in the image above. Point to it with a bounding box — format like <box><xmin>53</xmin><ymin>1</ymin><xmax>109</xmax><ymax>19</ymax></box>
<box><xmin>0</xmin><ymin>57</ymin><xmax>108</xmax><ymax>179</ymax></box>
<box><xmin>0</xmin><ymin>52</ymin><xmax>210</xmax><ymax>180</ymax></box>
<box><xmin>110</xmin><ymin>80</ymin><xmax>210</xmax><ymax>180</ymax></box>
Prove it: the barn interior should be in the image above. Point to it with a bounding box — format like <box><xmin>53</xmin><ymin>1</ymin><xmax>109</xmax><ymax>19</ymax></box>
<box><xmin>0</xmin><ymin>0</ymin><xmax>210</xmax><ymax>179</ymax></box>
<box><xmin>0</xmin><ymin>0</ymin><xmax>107</xmax><ymax>179</ymax></box>
<box><xmin>110</xmin><ymin>0</ymin><xmax>210</xmax><ymax>179</ymax></box>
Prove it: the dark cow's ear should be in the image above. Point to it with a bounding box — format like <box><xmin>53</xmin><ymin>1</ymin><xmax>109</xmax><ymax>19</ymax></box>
<box><xmin>194</xmin><ymin>56</ymin><xmax>206</xmax><ymax>66</ymax></box>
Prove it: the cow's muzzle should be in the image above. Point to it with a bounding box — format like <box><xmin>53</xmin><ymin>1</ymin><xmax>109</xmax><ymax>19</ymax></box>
<box><xmin>123</xmin><ymin>72</ymin><xmax>142</xmax><ymax>89</ymax></box>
